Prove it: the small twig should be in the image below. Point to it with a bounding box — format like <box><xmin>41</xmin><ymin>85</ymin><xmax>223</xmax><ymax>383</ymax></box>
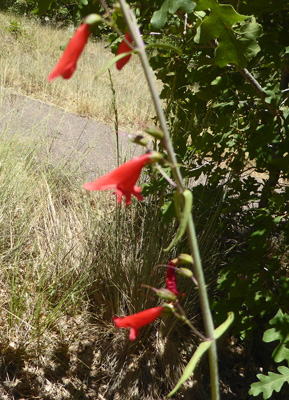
<box><xmin>234</xmin><ymin>66</ymin><xmax>277</xmax><ymax>116</ymax></box>
<box><xmin>209</xmin><ymin>39</ymin><xmax>278</xmax><ymax>116</ymax></box>
<box><xmin>98</xmin><ymin>0</ymin><xmax>111</xmax><ymax>16</ymax></box>
<box><xmin>174</xmin><ymin>301</ymin><xmax>207</xmax><ymax>341</ymax></box>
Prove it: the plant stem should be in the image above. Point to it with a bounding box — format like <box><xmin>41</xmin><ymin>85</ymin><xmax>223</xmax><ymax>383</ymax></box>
<box><xmin>118</xmin><ymin>1</ymin><xmax>220</xmax><ymax>398</ymax></box>
<box><xmin>108</xmin><ymin>69</ymin><xmax>120</xmax><ymax>167</ymax></box>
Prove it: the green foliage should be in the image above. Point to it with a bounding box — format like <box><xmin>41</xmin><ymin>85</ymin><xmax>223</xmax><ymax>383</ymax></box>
<box><xmin>195</xmin><ymin>0</ymin><xmax>262</xmax><ymax>67</ymax></box>
<box><xmin>164</xmin><ymin>190</ymin><xmax>193</xmax><ymax>252</ymax></box>
<box><xmin>151</xmin><ymin>0</ymin><xmax>196</xmax><ymax>29</ymax></box>
<box><xmin>250</xmin><ymin>310</ymin><xmax>289</xmax><ymax>399</ymax></box>
<box><xmin>249</xmin><ymin>366</ymin><xmax>289</xmax><ymax>399</ymax></box>
<box><xmin>6</xmin><ymin>18</ymin><xmax>26</xmax><ymax>36</ymax></box>
<box><xmin>168</xmin><ymin>312</ymin><xmax>234</xmax><ymax>396</ymax></box>
<box><xmin>263</xmin><ymin>310</ymin><xmax>289</xmax><ymax>363</ymax></box>
<box><xmin>6</xmin><ymin>0</ymin><xmax>37</xmax><ymax>15</ymax></box>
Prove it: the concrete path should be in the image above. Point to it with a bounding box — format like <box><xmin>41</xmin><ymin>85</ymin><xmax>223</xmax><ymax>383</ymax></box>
<box><xmin>0</xmin><ymin>90</ymin><xmax>139</xmax><ymax>179</ymax></box>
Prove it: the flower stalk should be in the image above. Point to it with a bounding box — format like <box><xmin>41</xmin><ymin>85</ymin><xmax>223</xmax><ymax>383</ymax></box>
<box><xmin>118</xmin><ymin>1</ymin><xmax>220</xmax><ymax>398</ymax></box>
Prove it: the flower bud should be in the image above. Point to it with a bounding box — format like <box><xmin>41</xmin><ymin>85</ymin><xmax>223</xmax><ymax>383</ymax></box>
<box><xmin>144</xmin><ymin>126</ymin><xmax>164</xmax><ymax>140</ymax></box>
<box><xmin>177</xmin><ymin>267</ymin><xmax>193</xmax><ymax>278</ymax></box>
<box><xmin>155</xmin><ymin>288</ymin><xmax>177</xmax><ymax>302</ymax></box>
<box><xmin>178</xmin><ymin>254</ymin><xmax>194</xmax><ymax>264</ymax></box>
<box><xmin>162</xmin><ymin>303</ymin><xmax>175</xmax><ymax>313</ymax></box>
<box><xmin>149</xmin><ymin>151</ymin><xmax>163</xmax><ymax>163</ymax></box>
<box><xmin>129</xmin><ymin>135</ymin><xmax>148</xmax><ymax>146</ymax></box>
<box><xmin>85</xmin><ymin>14</ymin><xmax>102</xmax><ymax>25</ymax></box>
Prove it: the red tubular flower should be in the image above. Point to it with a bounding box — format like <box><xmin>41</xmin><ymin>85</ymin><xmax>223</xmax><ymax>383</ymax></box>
<box><xmin>113</xmin><ymin>307</ymin><xmax>164</xmax><ymax>340</ymax></box>
<box><xmin>83</xmin><ymin>153</ymin><xmax>153</xmax><ymax>206</ymax></box>
<box><xmin>116</xmin><ymin>32</ymin><xmax>133</xmax><ymax>70</ymax></box>
<box><xmin>166</xmin><ymin>262</ymin><xmax>184</xmax><ymax>297</ymax></box>
<box><xmin>48</xmin><ymin>23</ymin><xmax>91</xmax><ymax>81</ymax></box>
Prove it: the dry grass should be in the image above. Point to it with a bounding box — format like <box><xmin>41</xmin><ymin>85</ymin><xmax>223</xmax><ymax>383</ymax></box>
<box><xmin>0</xmin><ymin>12</ymin><xmax>156</xmax><ymax>132</ymax></box>
<box><xmin>0</xmin><ymin>130</ymin><xmax>203</xmax><ymax>399</ymax></box>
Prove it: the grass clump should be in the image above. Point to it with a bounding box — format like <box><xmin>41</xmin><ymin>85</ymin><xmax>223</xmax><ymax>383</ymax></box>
<box><xmin>0</xmin><ymin>134</ymin><xmax>202</xmax><ymax>399</ymax></box>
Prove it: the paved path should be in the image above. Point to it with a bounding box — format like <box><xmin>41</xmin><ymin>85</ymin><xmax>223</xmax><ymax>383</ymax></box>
<box><xmin>0</xmin><ymin>90</ymin><xmax>139</xmax><ymax>179</ymax></box>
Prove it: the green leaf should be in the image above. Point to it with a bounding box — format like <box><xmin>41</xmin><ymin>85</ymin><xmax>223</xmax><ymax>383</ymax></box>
<box><xmin>214</xmin><ymin>311</ymin><xmax>235</xmax><ymax>339</ymax></box>
<box><xmin>95</xmin><ymin>52</ymin><xmax>133</xmax><ymax>77</ymax></box>
<box><xmin>168</xmin><ymin>340</ymin><xmax>212</xmax><ymax>397</ymax></box>
<box><xmin>164</xmin><ymin>190</ymin><xmax>193</xmax><ymax>252</ymax></box>
<box><xmin>168</xmin><ymin>312</ymin><xmax>234</xmax><ymax>397</ymax></box>
<box><xmin>236</xmin><ymin>18</ymin><xmax>262</xmax><ymax>61</ymax></box>
<box><xmin>194</xmin><ymin>0</ymin><xmax>261</xmax><ymax>67</ymax></box>
<box><xmin>151</xmin><ymin>0</ymin><xmax>196</xmax><ymax>30</ymax></box>
<box><xmin>249</xmin><ymin>366</ymin><xmax>289</xmax><ymax>399</ymax></box>
<box><xmin>263</xmin><ymin>309</ymin><xmax>289</xmax><ymax>363</ymax></box>
<box><xmin>35</xmin><ymin>0</ymin><xmax>53</xmax><ymax>15</ymax></box>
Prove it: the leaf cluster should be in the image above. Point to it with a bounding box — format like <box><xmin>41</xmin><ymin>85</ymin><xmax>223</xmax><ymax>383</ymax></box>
<box><xmin>249</xmin><ymin>310</ymin><xmax>289</xmax><ymax>399</ymax></box>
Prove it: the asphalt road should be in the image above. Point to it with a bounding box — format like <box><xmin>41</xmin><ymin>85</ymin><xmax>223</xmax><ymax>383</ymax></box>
<box><xmin>0</xmin><ymin>89</ymin><xmax>139</xmax><ymax>179</ymax></box>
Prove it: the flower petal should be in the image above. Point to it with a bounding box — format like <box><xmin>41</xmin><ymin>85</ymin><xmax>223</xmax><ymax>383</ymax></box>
<box><xmin>116</xmin><ymin>32</ymin><xmax>133</xmax><ymax>70</ymax></box>
<box><xmin>113</xmin><ymin>307</ymin><xmax>164</xmax><ymax>340</ymax></box>
<box><xmin>83</xmin><ymin>154</ymin><xmax>152</xmax><ymax>206</ymax></box>
<box><xmin>48</xmin><ymin>23</ymin><xmax>91</xmax><ymax>81</ymax></box>
<box><xmin>129</xmin><ymin>328</ymin><xmax>138</xmax><ymax>340</ymax></box>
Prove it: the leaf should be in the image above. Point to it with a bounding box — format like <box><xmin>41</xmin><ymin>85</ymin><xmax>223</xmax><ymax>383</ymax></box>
<box><xmin>194</xmin><ymin>0</ymin><xmax>261</xmax><ymax>67</ymax></box>
<box><xmin>249</xmin><ymin>366</ymin><xmax>289</xmax><ymax>399</ymax></box>
<box><xmin>95</xmin><ymin>52</ymin><xmax>133</xmax><ymax>77</ymax></box>
<box><xmin>151</xmin><ymin>0</ymin><xmax>196</xmax><ymax>30</ymax></box>
<box><xmin>263</xmin><ymin>309</ymin><xmax>289</xmax><ymax>363</ymax></box>
<box><xmin>164</xmin><ymin>190</ymin><xmax>193</xmax><ymax>252</ymax></box>
<box><xmin>35</xmin><ymin>0</ymin><xmax>53</xmax><ymax>15</ymax></box>
<box><xmin>168</xmin><ymin>312</ymin><xmax>234</xmax><ymax>397</ymax></box>
<box><xmin>236</xmin><ymin>18</ymin><xmax>262</xmax><ymax>60</ymax></box>
<box><xmin>214</xmin><ymin>311</ymin><xmax>234</xmax><ymax>339</ymax></box>
<box><xmin>168</xmin><ymin>340</ymin><xmax>212</xmax><ymax>397</ymax></box>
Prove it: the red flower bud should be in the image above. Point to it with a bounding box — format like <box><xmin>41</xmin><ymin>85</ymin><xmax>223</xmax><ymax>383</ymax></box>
<box><xmin>48</xmin><ymin>23</ymin><xmax>91</xmax><ymax>81</ymax></box>
<box><xmin>166</xmin><ymin>261</ymin><xmax>184</xmax><ymax>297</ymax></box>
<box><xmin>113</xmin><ymin>307</ymin><xmax>164</xmax><ymax>340</ymax></box>
<box><xmin>83</xmin><ymin>153</ymin><xmax>154</xmax><ymax>206</ymax></box>
<box><xmin>116</xmin><ymin>32</ymin><xmax>133</xmax><ymax>70</ymax></box>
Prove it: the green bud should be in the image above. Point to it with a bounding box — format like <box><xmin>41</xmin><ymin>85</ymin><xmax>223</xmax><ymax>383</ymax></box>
<box><xmin>162</xmin><ymin>303</ymin><xmax>175</xmax><ymax>313</ymax></box>
<box><xmin>177</xmin><ymin>267</ymin><xmax>193</xmax><ymax>278</ymax></box>
<box><xmin>149</xmin><ymin>151</ymin><xmax>163</xmax><ymax>163</ymax></box>
<box><xmin>130</xmin><ymin>135</ymin><xmax>148</xmax><ymax>146</ymax></box>
<box><xmin>85</xmin><ymin>14</ymin><xmax>102</xmax><ymax>26</ymax></box>
<box><xmin>144</xmin><ymin>126</ymin><xmax>164</xmax><ymax>140</ymax></box>
<box><xmin>156</xmin><ymin>288</ymin><xmax>177</xmax><ymax>302</ymax></box>
<box><xmin>178</xmin><ymin>254</ymin><xmax>194</xmax><ymax>264</ymax></box>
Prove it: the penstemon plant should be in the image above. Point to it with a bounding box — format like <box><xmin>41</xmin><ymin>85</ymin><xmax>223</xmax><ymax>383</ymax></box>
<box><xmin>48</xmin><ymin>1</ymin><xmax>234</xmax><ymax>398</ymax></box>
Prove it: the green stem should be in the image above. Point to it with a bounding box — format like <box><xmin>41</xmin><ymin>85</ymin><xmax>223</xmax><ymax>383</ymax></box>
<box><xmin>119</xmin><ymin>1</ymin><xmax>220</xmax><ymax>399</ymax></box>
